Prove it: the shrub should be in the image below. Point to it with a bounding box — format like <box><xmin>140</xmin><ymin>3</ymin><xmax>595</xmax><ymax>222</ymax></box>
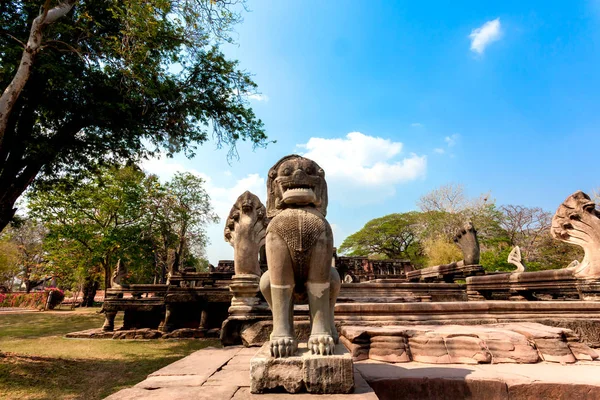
<box><xmin>422</xmin><ymin>237</ymin><xmax>463</xmax><ymax>266</ymax></box>
<box><xmin>45</xmin><ymin>287</ymin><xmax>65</xmax><ymax>309</ymax></box>
<box><xmin>0</xmin><ymin>291</ymin><xmax>47</xmax><ymax>308</ymax></box>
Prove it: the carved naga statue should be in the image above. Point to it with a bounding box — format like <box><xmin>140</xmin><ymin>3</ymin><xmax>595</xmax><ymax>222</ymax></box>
<box><xmin>225</xmin><ymin>191</ymin><xmax>269</xmax><ymax>276</ymax></box>
<box><xmin>111</xmin><ymin>259</ymin><xmax>128</xmax><ymax>289</ymax></box>
<box><xmin>551</xmin><ymin>191</ymin><xmax>600</xmax><ymax>278</ymax></box>
<box><xmin>225</xmin><ymin>155</ymin><xmax>341</xmax><ymax>358</ymax></box>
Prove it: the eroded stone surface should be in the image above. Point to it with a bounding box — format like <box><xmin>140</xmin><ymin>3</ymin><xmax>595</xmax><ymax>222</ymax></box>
<box><xmin>340</xmin><ymin>323</ymin><xmax>591</xmax><ymax>365</ymax></box>
<box><xmin>260</xmin><ymin>155</ymin><xmax>340</xmax><ymax>358</ymax></box>
<box><xmin>149</xmin><ymin>346</ymin><xmax>241</xmax><ymax>377</ymax></box>
<box><xmin>112</xmin><ymin>328</ymin><xmax>162</xmax><ymax>340</ymax></box>
<box><xmin>104</xmin><ymin>385</ymin><xmax>238</xmax><ymax>400</ymax></box>
<box><xmin>250</xmin><ymin>342</ymin><xmax>354</xmax><ymax>394</ymax></box>
<box><xmin>134</xmin><ymin>375</ymin><xmax>208</xmax><ymax>389</ymax></box>
<box><xmin>65</xmin><ymin>328</ymin><xmax>114</xmax><ymax>339</ymax></box>
<box><xmin>232</xmin><ymin>371</ymin><xmax>376</xmax><ymax>399</ymax></box>
<box><xmin>568</xmin><ymin>342</ymin><xmax>599</xmax><ymax>361</ymax></box>
<box><xmin>162</xmin><ymin>328</ymin><xmax>206</xmax><ymax>339</ymax></box>
<box><xmin>356</xmin><ymin>361</ymin><xmax>600</xmax><ymax>400</ymax></box>
<box><xmin>551</xmin><ymin>191</ymin><xmax>600</xmax><ymax>279</ymax></box>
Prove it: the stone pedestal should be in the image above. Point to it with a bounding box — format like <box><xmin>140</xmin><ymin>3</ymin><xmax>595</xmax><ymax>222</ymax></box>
<box><xmin>228</xmin><ymin>274</ymin><xmax>265</xmax><ymax>316</ymax></box>
<box><xmin>250</xmin><ymin>342</ymin><xmax>354</xmax><ymax>394</ymax></box>
<box><xmin>221</xmin><ymin>274</ymin><xmax>271</xmax><ymax>346</ymax></box>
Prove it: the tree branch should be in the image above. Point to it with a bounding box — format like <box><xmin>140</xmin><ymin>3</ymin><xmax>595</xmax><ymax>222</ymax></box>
<box><xmin>0</xmin><ymin>0</ymin><xmax>77</xmax><ymax>145</ymax></box>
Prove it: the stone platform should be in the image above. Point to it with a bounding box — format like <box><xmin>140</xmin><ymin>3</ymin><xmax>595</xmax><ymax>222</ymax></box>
<box><xmin>335</xmin><ymin>300</ymin><xmax>600</xmax><ymax>346</ymax></box>
<box><xmin>357</xmin><ymin>360</ymin><xmax>600</xmax><ymax>399</ymax></box>
<box><xmin>104</xmin><ymin>344</ymin><xmax>600</xmax><ymax>399</ymax></box>
<box><xmin>104</xmin><ymin>346</ymin><xmax>376</xmax><ymax>399</ymax></box>
<box><xmin>66</xmin><ymin>327</ymin><xmax>220</xmax><ymax>339</ymax></box>
<box><xmin>340</xmin><ymin>322</ymin><xmax>598</xmax><ymax>364</ymax></box>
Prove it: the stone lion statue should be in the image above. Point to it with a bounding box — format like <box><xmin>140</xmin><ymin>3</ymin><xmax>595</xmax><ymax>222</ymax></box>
<box><xmin>259</xmin><ymin>155</ymin><xmax>341</xmax><ymax>357</ymax></box>
<box><xmin>551</xmin><ymin>190</ymin><xmax>600</xmax><ymax>278</ymax></box>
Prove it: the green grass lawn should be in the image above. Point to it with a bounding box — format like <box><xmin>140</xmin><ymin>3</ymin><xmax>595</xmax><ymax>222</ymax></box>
<box><xmin>0</xmin><ymin>308</ymin><xmax>220</xmax><ymax>400</ymax></box>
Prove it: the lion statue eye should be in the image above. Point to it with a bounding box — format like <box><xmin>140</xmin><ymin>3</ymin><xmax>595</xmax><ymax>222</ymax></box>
<box><xmin>282</xmin><ymin>168</ymin><xmax>291</xmax><ymax>176</ymax></box>
<box><xmin>305</xmin><ymin>166</ymin><xmax>314</xmax><ymax>175</ymax></box>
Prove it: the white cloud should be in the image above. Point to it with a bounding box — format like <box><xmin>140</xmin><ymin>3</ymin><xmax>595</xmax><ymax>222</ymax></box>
<box><xmin>141</xmin><ymin>155</ymin><xmax>265</xmax><ymax>220</ymax></box>
<box><xmin>296</xmin><ymin>132</ymin><xmax>426</xmax><ymax>203</ymax></box>
<box><xmin>411</xmin><ymin>122</ymin><xmax>424</xmax><ymax>128</ymax></box>
<box><xmin>469</xmin><ymin>18</ymin><xmax>502</xmax><ymax>54</ymax></box>
<box><xmin>434</xmin><ymin>148</ymin><xmax>445</xmax><ymax>154</ymax></box>
<box><xmin>142</xmin><ymin>156</ymin><xmax>195</xmax><ymax>179</ymax></box>
<box><xmin>445</xmin><ymin>134</ymin><xmax>460</xmax><ymax>147</ymax></box>
<box><xmin>248</xmin><ymin>93</ymin><xmax>269</xmax><ymax>102</ymax></box>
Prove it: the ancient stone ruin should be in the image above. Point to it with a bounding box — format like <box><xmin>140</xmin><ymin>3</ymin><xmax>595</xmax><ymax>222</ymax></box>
<box><xmin>467</xmin><ymin>191</ymin><xmax>600</xmax><ymax>301</ymax></box>
<box><xmin>215</xmin><ymin>163</ymin><xmax>600</xmax><ymax>395</ymax></box>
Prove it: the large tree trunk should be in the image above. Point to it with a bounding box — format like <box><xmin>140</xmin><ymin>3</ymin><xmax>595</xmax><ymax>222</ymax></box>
<box><xmin>0</xmin><ymin>1</ymin><xmax>77</xmax><ymax>233</ymax></box>
<box><xmin>81</xmin><ymin>276</ymin><xmax>99</xmax><ymax>307</ymax></box>
<box><xmin>103</xmin><ymin>262</ymin><xmax>111</xmax><ymax>301</ymax></box>
<box><xmin>0</xmin><ymin>1</ymin><xmax>76</xmax><ymax>144</ymax></box>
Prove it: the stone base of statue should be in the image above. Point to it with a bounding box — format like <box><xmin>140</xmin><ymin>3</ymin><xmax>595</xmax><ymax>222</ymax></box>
<box><xmin>221</xmin><ymin>274</ymin><xmax>271</xmax><ymax>346</ymax></box>
<box><xmin>227</xmin><ymin>274</ymin><xmax>266</xmax><ymax>315</ymax></box>
<box><xmin>250</xmin><ymin>342</ymin><xmax>354</xmax><ymax>394</ymax></box>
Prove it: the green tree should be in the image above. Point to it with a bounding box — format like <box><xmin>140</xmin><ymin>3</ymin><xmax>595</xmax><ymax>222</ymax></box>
<box><xmin>28</xmin><ymin>166</ymin><xmax>152</xmax><ymax>291</ymax></box>
<box><xmin>144</xmin><ymin>172</ymin><xmax>219</xmax><ymax>282</ymax></box>
<box><xmin>0</xmin><ymin>218</ymin><xmax>48</xmax><ymax>292</ymax></box>
<box><xmin>339</xmin><ymin>212</ymin><xmax>425</xmax><ymax>266</ymax></box>
<box><xmin>418</xmin><ymin>184</ymin><xmax>505</xmax><ymax>244</ymax></box>
<box><xmin>0</xmin><ymin>0</ymin><xmax>267</xmax><ymax>232</ymax></box>
<box><xmin>28</xmin><ymin>166</ymin><xmax>219</xmax><ymax>290</ymax></box>
<box><xmin>0</xmin><ymin>238</ymin><xmax>20</xmax><ymax>291</ymax></box>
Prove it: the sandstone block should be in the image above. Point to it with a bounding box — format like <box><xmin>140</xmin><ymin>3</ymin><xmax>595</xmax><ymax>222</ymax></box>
<box><xmin>163</xmin><ymin>328</ymin><xmax>205</xmax><ymax>339</ymax></box>
<box><xmin>250</xmin><ymin>342</ymin><xmax>354</xmax><ymax>394</ymax></box>
<box><xmin>340</xmin><ymin>335</ymin><xmax>370</xmax><ymax>360</ymax></box>
<box><xmin>534</xmin><ymin>338</ymin><xmax>577</xmax><ymax>363</ymax></box>
<box><xmin>112</xmin><ymin>328</ymin><xmax>162</xmax><ymax>340</ymax></box>
<box><xmin>568</xmin><ymin>342</ymin><xmax>599</xmax><ymax>361</ymax></box>
<box><xmin>150</xmin><ymin>346</ymin><xmax>241</xmax><ymax>378</ymax></box>
<box><xmin>368</xmin><ymin>348</ymin><xmax>410</xmax><ymax>363</ymax></box>
<box><xmin>104</xmin><ymin>385</ymin><xmax>238</xmax><ymax>400</ymax></box>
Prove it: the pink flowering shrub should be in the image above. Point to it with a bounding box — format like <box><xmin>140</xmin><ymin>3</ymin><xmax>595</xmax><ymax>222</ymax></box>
<box><xmin>0</xmin><ymin>288</ymin><xmax>64</xmax><ymax>309</ymax></box>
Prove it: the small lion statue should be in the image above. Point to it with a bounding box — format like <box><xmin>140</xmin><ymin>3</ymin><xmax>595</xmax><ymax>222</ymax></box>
<box><xmin>259</xmin><ymin>155</ymin><xmax>341</xmax><ymax>357</ymax></box>
<box><xmin>551</xmin><ymin>191</ymin><xmax>600</xmax><ymax>278</ymax></box>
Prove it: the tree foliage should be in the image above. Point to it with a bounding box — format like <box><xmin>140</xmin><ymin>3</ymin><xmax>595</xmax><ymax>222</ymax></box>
<box><xmin>144</xmin><ymin>171</ymin><xmax>219</xmax><ymax>281</ymax></box>
<box><xmin>27</xmin><ymin>165</ymin><xmax>219</xmax><ymax>290</ymax></box>
<box><xmin>341</xmin><ymin>184</ymin><xmax>587</xmax><ymax>271</ymax></box>
<box><xmin>0</xmin><ymin>0</ymin><xmax>267</xmax><ymax>231</ymax></box>
<box><xmin>338</xmin><ymin>212</ymin><xmax>425</xmax><ymax>264</ymax></box>
<box><xmin>0</xmin><ymin>218</ymin><xmax>47</xmax><ymax>292</ymax></box>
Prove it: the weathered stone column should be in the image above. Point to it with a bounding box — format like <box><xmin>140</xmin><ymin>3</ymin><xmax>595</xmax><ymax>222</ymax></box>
<box><xmin>228</xmin><ymin>273</ymin><xmax>263</xmax><ymax>316</ymax></box>
<box><xmin>220</xmin><ymin>191</ymin><xmax>271</xmax><ymax>346</ymax></box>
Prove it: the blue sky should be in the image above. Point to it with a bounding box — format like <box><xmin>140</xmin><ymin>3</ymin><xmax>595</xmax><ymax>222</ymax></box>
<box><xmin>143</xmin><ymin>0</ymin><xmax>600</xmax><ymax>264</ymax></box>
